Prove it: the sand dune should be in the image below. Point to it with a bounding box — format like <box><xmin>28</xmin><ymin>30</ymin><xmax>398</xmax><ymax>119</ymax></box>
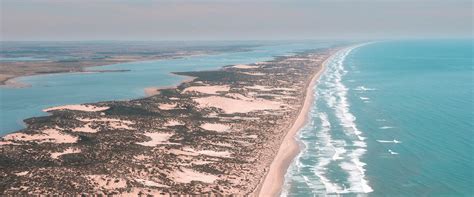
<box><xmin>50</xmin><ymin>147</ymin><xmax>81</xmax><ymax>159</ymax></box>
<box><xmin>72</xmin><ymin>123</ymin><xmax>97</xmax><ymax>133</ymax></box>
<box><xmin>164</xmin><ymin>120</ymin><xmax>184</xmax><ymax>127</ymax></box>
<box><xmin>183</xmin><ymin>85</ymin><xmax>230</xmax><ymax>95</ymax></box>
<box><xmin>158</xmin><ymin>103</ymin><xmax>178</xmax><ymax>110</ymax></box>
<box><xmin>87</xmin><ymin>175</ymin><xmax>127</xmax><ymax>190</ymax></box>
<box><xmin>135</xmin><ymin>178</ymin><xmax>169</xmax><ymax>188</ymax></box>
<box><xmin>194</xmin><ymin>96</ymin><xmax>282</xmax><ymax>114</ymax></box>
<box><xmin>44</xmin><ymin>104</ymin><xmax>109</xmax><ymax>112</ymax></box>
<box><xmin>233</xmin><ymin>64</ymin><xmax>259</xmax><ymax>69</ymax></box>
<box><xmin>200</xmin><ymin>123</ymin><xmax>230</xmax><ymax>132</ymax></box>
<box><xmin>4</xmin><ymin>128</ymin><xmax>78</xmax><ymax>144</ymax></box>
<box><xmin>173</xmin><ymin>168</ymin><xmax>218</xmax><ymax>183</ymax></box>
<box><xmin>137</xmin><ymin>132</ymin><xmax>175</xmax><ymax>146</ymax></box>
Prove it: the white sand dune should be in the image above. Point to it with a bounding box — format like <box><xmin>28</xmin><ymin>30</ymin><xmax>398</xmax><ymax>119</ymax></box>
<box><xmin>240</xmin><ymin>72</ymin><xmax>266</xmax><ymax>76</ymax></box>
<box><xmin>44</xmin><ymin>104</ymin><xmax>109</xmax><ymax>112</ymax></box>
<box><xmin>135</xmin><ymin>178</ymin><xmax>169</xmax><ymax>188</ymax></box>
<box><xmin>73</xmin><ymin>118</ymin><xmax>134</xmax><ymax>132</ymax></box>
<box><xmin>72</xmin><ymin>123</ymin><xmax>97</xmax><ymax>133</ymax></box>
<box><xmin>78</xmin><ymin>117</ymin><xmax>134</xmax><ymax>125</ymax></box>
<box><xmin>173</xmin><ymin>168</ymin><xmax>218</xmax><ymax>183</ymax></box>
<box><xmin>87</xmin><ymin>175</ymin><xmax>127</xmax><ymax>190</ymax></box>
<box><xmin>180</xmin><ymin>147</ymin><xmax>231</xmax><ymax>158</ymax></box>
<box><xmin>3</xmin><ymin>128</ymin><xmax>78</xmax><ymax>144</ymax></box>
<box><xmin>225</xmin><ymin>93</ymin><xmax>253</xmax><ymax>101</ymax></box>
<box><xmin>194</xmin><ymin>96</ymin><xmax>282</xmax><ymax>114</ymax></box>
<box><xmin>158</xmin><ymin>103</ymin><xmax>178</xmax><ymax>110</ymax></box>
<box><xmin>50</xmin><ymin>147</ymin><xmax>81</xmax><ymax>159</ymax></box>
<box><xmin>183</xmin><ymin>85</ymin><xmax>230</xmax><ymax>95</ymax></box>
<box><xmin>200</xmin><ymin>123</ymin><xmax>230</xmax><ymax>132</ymax></box>
<box><xmin>233</xmin><ymin>64</ymin><xmax>259</xmax><ymax>69</ymax></box>
<box><xmin>164</xmin><ymin>120</ymin><xmax>184</xmax><ymax>127</ymax></box>
<box><xmin>137</xmin><ymin>132</ymin><xmax>175</xmax><ymax>146</ymax></box>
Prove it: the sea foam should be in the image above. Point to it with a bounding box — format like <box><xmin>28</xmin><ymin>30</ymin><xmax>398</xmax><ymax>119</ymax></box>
<box><xmin>328</xmin><ymin>46</ymin><xmax>373</xmax><ymax>193</ymax></box>
<box><xmin>388</xmin><ymin>149</ymin><xmax>399</xmax><ymax>155</ymax></box>
<box><xmin>377</xmin><ymin>139</ymin><xmax>402</xmax><ymax>144</ymax></box>
<box><xmin>282</xmin><ymin>44</ymin><xmax>374</xmax><ymax>195</ymax></box>
<box><xmin>354</xmin><ymin>86</ymin><xmax>376</xmax><ymax>91</ymax></box>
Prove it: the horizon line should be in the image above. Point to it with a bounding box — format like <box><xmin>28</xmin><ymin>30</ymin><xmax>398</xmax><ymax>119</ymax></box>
<box><xmin>1</xmin><ymin>37</ymin><xmax>472</xmax><ymax>43</ymax></box>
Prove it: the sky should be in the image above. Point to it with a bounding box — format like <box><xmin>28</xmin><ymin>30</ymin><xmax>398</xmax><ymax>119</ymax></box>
<box><xmin>1</xmin><ymin>0</ymin><xmax>472</xmax><ymax>41</ymax></box>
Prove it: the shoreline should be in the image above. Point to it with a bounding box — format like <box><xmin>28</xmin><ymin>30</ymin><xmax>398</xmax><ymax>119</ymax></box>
<box><xmin>0</xmin><ymin>65</ymin><xmax>131</xmax><ymax>87</ymax></box>
<box><xmin>0</xmin><ymin>51</ymin><xmax>214</xmax><ymax>87</ymax></box>
<box><xmin>256</xmin><ymin>48</ymin><xmax>341</xmax><ymax>196</ymax></box>
<box><xmin>0</xmin><ymin>47</ymin><xmax>312</xmax><ymax>136</ymax></box>
<box><xmin>1</xmin><ymin>69</ymin><xmax>130</xmax><ymax>88</ymax></box>
<box><xmin>144</xmin><ymin>75</ymin><xmax>197</xmax><ymax>96</ymax></box>
<box><xmin>2</xmin><ymin>78</ymin><xmax>31</xmax><ymax>88</ymax></box>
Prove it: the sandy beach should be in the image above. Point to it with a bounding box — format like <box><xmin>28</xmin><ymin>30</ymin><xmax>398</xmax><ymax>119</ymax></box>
<box><xmin>257</xmin><ymin>49</ymin><xmax>339</xmax><ymax>196</ymax></box>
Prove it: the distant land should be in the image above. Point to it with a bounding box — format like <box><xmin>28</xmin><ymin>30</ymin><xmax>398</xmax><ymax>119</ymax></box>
<box><xmin>0</xmin><ymin>41</ymin><xmax>258</xmax><ymax>86</ymax></box>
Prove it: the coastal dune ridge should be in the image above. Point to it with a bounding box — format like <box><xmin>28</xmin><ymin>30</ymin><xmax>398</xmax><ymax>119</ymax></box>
<box><xmin>0</xmin><ymin>46</ymin><xmax>339</xmax><ymax>195</ymax></box>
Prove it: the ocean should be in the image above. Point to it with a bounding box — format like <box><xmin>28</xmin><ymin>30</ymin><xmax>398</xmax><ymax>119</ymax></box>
<box><xmin>283</xmin><ymin>40</ymin><xmax>473</xmax><ymax>196</ymax></box>
<box><xmin>0</xmin><ymin>41</ymin><xmax>336</xmax><ymax>135</ymax></box>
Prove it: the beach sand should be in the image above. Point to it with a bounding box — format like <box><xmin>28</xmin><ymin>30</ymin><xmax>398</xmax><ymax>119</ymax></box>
<box><xmin>256</xmin><ymin>50</ymin><xmax>336</xmax><ymax>196</ymax></box>
<box><xmin>43</xmin><ymin>104</ymin><xmax>109</xmax><ymax>112</ymax></box>
<box><xmin>232</xmin><ymin>64</ymin><xmax>260</xmax><ymax>69</ymax></box>
<box><xmin>193</xmin><ymin>96</ymin><xmax>283</xmax><ymax>114</ymax></box>
<box><xmin>183</xmin><ymin>85</ymin><xmax>230</xmax><ymax>94</ymax></box>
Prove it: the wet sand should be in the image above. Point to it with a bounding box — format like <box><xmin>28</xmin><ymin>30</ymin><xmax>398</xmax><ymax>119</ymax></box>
<box><xmin>257</xmin><ymin>50</ymin><xmax>338</xmax><ymax>196</ymax></box>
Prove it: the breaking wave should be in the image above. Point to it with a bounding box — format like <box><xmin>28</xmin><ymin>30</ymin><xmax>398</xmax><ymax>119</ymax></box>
<box><xmin>283</xmin><ymin>44</ymin><xmax>373</xmax><ymax>196</ymax></box>
<box><xmin>354</xmin><ymin>86</ymin><xmax>377</xmax><ymax>91</ymax></box>
<box><xmin>377</xmin><ymin>139</ymin><xmax>402</xmax><ymax>144</ymax></box>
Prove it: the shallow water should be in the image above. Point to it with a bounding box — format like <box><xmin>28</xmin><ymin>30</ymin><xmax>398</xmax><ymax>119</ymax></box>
<box><xmin>0</xmin><ymin>41</ymin><xmax>335</xmax><ymax>134</ymax></box>
<box><xmin>283</xmin><ymin>40</ymin><xmax>474</xmax><ymax>196</ymax></box>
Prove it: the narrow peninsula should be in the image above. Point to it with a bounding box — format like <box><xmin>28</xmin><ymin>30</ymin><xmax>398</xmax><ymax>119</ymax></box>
<box><xmin>0</xmin><ymin>47</ymin><xmax>338</xmax><ymax>195</ymax></box>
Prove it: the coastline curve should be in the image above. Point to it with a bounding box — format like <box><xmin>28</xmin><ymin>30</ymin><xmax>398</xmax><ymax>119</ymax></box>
<box><xmin>257</xmin><ymin>44</ymin><xmax>371</xmax><ymax>196</ymax></box>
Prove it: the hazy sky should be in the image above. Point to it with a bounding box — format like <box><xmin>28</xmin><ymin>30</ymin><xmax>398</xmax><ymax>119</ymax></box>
<box><xmin>1</xmin><ymin>0</ymin><xmax>472</xmax><ymax>41</ymax></box>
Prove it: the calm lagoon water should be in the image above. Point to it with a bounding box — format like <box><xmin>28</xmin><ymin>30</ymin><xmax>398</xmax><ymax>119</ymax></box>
<box><xmin>0</xmin><ymin>41</ymin><xmax>335</xmax><ymax>134</ymax></box>
<box><xmin>283</xmin><ymin>40</ymin><xmax>473</xmax><ymax>196</ymax></box>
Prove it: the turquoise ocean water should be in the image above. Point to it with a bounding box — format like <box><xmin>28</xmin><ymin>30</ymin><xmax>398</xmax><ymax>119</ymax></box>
<box><xmin>0</xmin><ymin>41</ymin><xmax>335</xmax><ymax>134</ymax></box>
<box><xmin>283</xmin><ymin>40</ymin><xmax>473</xmax><ymax>196</ymax></box>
